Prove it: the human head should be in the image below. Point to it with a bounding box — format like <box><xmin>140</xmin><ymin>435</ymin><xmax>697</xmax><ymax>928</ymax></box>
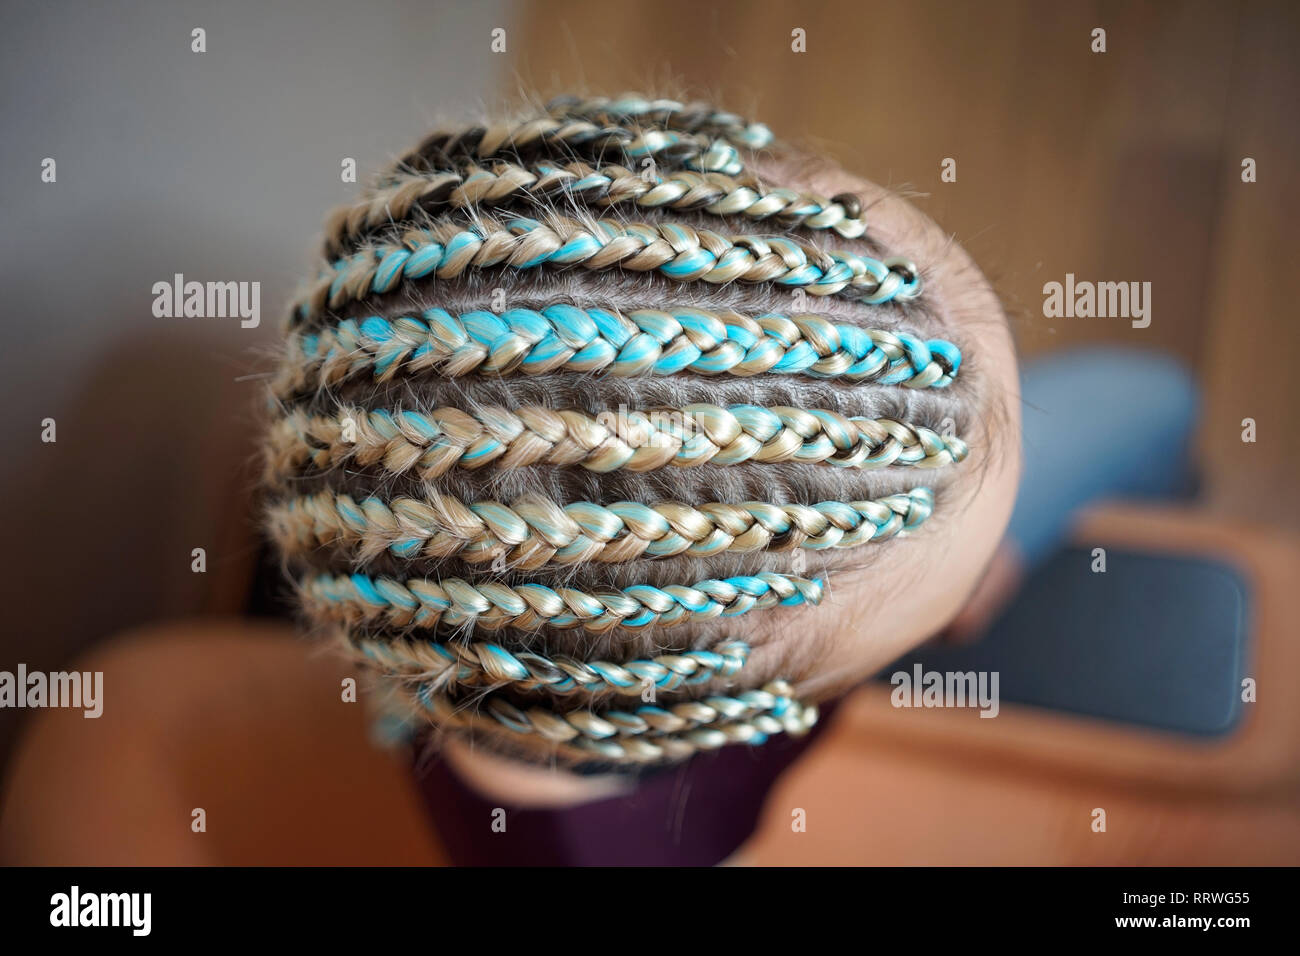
<box><xmin>262</xmin><ymin>94</ymin><xmax>1021</xmax><ymax>768</ymax></box>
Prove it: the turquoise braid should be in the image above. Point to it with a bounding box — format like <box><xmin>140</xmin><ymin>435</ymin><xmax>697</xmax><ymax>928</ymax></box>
<box><xmin>303</xmin><ymin>570</ymin><xmax>825</xmax><ymax>633</ymax></box>
<box><xmin>292</xmin><ymin>216</ymin><xmax>920</xmax><ymax>323</ymax></box>
<box><xmin>350</xmin><ymin>634</ymin><xmax>751</xmax><ymax>696</ymax></box>
<box><xmin>277</xmin><ymin>306</ymin><xmax>959</xmax><ymax>396</ymax></box>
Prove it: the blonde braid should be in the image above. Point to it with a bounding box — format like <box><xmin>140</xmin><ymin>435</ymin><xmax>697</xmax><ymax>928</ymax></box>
<box><xmin>545</xmin><ymin>94</ymin><xmax>775</xmax><ymax>150</ymax></box>
<box><xmin>411</xmin><ymin>679</ymin><xmax>818</xmax><ymax>765</ymax></box>
<box><xmin>268</xmin><ymin>487</ymin><xmax>934</xmax><ymax>568</ymax></box>
<box><xmin>392</xmin><ymin>118</ymin><xmax>747</xmax><ymax>179</ymax></box>
<box><xmin>293</xmin><ymin>214</ymin><xmax>919</xmax><ymax>323</ymax></box>
<box><xmin>322</xmin><ymin>161</ymin><xmax>869</xmax><ymax>257</ymax></box>
<box><xmin>302</xmin><ymin>570</ymin><xmax>824</xmax><ymax>634</ymax></box>
<box><xmin>264</xmin><ymin>404</ymin><xmax>966</xmax><ymax>486</ymax></box>
<box><xmin>342</xmin><ymin>631</ymin><xmax>751</xmax><ymax>697</ymax></box>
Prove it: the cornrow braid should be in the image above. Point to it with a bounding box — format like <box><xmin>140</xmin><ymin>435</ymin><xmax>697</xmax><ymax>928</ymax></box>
<box><xmin>292</xmin><ymin>215</ymin><xmax>920</xmax><ymax>323</ymax></box>
<box><xmin>322</xmin><ymin>161</ymin><xmax>869</xmax><ymax>257</ymax></box>
<box><xmin>346</xmin><ymin>632</ymin><xmax>751</xmax><ymax>696</ymax></box>
<box><xmin>268</xmin><ymin>487</ymin><xmax>934</xmax><ymax>569</ymax></box>
<box><xmin>303</xmin><ymin>570</ymin><xmax>825</xmax><ymax>633</ymax></box>
<box><xmin>393</xmin><ymin>119</ymin><xmax>748</xmax><ymax>180</ymax></box>
<box><xmin>545</xmin><ymin>94</ymin><xmax>774</xmax><ymax>150</ymax></box>
<box><xmin>266</xmin><ymin>93</ymin><xmax>973</xmax><ymax>768</ymax></box>
<box><xmin>275</xmin><ymin>306</ymin><xmax>959</xmax><ymax>398</ymax></box>
<box><xmin>264</xmin><ymin>404</ymin><xmax>968</xmax><ymax>485</ymax></box>
<box><xmin>412</xmin><ymin>679</ymin><xmax>818</xmax><ymax>764</ymax></box>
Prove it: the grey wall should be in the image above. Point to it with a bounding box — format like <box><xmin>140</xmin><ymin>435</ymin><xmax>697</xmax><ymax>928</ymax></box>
<box><xmin>0</xmin><ymin>0</ymin><xmax>514</xmax><ymax>765</ymax></box>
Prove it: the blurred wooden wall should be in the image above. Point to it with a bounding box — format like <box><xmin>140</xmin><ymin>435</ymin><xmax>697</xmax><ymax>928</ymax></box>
<box><xmin>504</xmin><ymin>0</ymin><xmax>1299</xmax><ymax>527</ymax></box>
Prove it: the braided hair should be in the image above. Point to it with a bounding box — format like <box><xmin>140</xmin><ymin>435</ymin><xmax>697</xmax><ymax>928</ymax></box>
<box><xmin>262</xmin><ymin>93</ymin><xmax>980</xmax><ymax>768</ymax></box>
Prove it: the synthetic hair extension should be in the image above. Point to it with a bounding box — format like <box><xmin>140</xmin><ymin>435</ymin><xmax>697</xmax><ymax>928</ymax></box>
<box><xmin>544</xmin><ymin>94</ymin><xmax>776</xmax><ymax>149</ymax></box>
<box><xmin>321</xmin><ymin>162</ymin><xmax>872</xmax><ymax>258</ymax></box>
<box><xmin>303</xmin><ymin>569</ymin><xmax>824</xmax><ymax>633</ymax></box>
<box><xmin>268</xmin><ymin>487</ymin><xmax>934</xmax><ymax>568</ymax></box>
<box><xmin>346</xmin><ymin>633</ymin><xmax>752</xmax><ymax>696</ymax></box>
<box><xmin>275</xmin><ymin>308</ymin><xmax>959</xmax><ymax>395</ymax></box>
<box><xmin>292</xmin><ymin>214</ymin><xmax>921</xmax><ymax>323</ymax></box>
<box><xmin>263</xmin><ymin>92</ymin><xmax>984</xmax><ymax>769</ymax></box>
<box><xmin>392</xmin><ymin>116</ymin><xmax>752</xmax><ymax>178</ymax></box>
<box><xmin>410</xmin><ymin>677</ymin><xmax>817</xmax><ymax>764</ymax></box>
<box><xmin>264</xmin><ymin>404</ymin><xmax>968</xmax><ymax>482</ymax></box>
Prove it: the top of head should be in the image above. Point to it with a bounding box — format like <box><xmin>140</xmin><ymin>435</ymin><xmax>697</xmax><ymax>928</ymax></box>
<box><xmin>262</xmin><ymin>93</ymin><xmax>1022</xmax><ymax>767</ymax></box>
